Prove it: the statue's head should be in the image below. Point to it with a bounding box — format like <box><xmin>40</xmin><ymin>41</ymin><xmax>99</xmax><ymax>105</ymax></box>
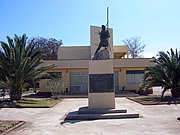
<box><xmin>102</xmin><ymin>25</ymin><xmax>106</xmax><ymax>30</ymax></box>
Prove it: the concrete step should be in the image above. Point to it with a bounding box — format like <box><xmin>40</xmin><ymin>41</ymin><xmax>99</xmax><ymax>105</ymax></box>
<box><xmin>65</xmin><ymin>112</ymin><xmax>139</xmax><ymax>120</ymax></box>
<box><xmin>78</xmin><ymin>107</ymin><xmax>127</xmax><ymax>114</ymax></box>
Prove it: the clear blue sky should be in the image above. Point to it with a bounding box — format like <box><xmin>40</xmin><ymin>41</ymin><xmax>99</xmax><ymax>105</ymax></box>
<box><xmin>1</xmin><ymin>0</ymin><xmax>180</xmax><ymax>57</ymax></box>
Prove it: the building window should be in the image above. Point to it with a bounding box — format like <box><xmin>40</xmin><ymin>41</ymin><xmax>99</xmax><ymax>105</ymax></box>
<box><xmin>114</xmin><ymin>70</ymin><xmax>119</xmax><ymax>91</ymax></box>
<box><xmin>126</xmin><ymin>70</ymin><xmax>144</xmax><ymax>84</ymax></box>
<box><xmin>69</xmin><ymin>72</ymin><xmax>88</xmax><ymax>93</ymax></box>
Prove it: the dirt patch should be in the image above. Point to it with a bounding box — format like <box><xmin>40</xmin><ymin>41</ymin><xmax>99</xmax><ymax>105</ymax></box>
<box><xmin>0</xmin><ymin>120</ymin><xmax>24</xmax><ymax>134</ymax></box>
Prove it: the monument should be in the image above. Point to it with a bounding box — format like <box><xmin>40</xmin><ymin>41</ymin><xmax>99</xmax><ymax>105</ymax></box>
<box><xmin>64</xmin><ymin>7</ymin><xmax>139</xmax><ymax>120</ymax></box>
<box><xmin>89</xmin><ymin>24</ymin><xmax>115</xmax><ymax>109</ymax></box>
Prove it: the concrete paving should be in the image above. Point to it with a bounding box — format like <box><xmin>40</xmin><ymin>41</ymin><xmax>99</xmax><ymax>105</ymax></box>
<box><xmin>0</xmin><ymin>97</ymin><xmax>180</xmax><ymax>135</ymax></box>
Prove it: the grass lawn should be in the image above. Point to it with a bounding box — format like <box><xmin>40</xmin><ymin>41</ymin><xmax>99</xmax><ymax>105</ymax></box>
<box><xmin>0</xmin><ymin>98</ymin><xmax>59</xmax><ymax>108</ymax></box>
<box><xmin>16</xmin><ymin>98</ymin><xmax>59</xmax><ymax>107</ymax></box>
<box><xmin>127</xmin><ymin>95</ymin><xmax>180</xmax><ymax>105</ymax></box>
<box><xmin>0</xmin><ymin>120</ymin><xmax>22</xmax><ymax>133</ymax></box>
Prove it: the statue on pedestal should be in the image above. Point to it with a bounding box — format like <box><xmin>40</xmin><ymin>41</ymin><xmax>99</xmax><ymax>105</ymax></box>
<box><xmin>94</xmin><ymin>25</ymin><xmax>110</xmax><ymax>55</ymax></box>
<box><xmin>92</xmin><ymin>25</ymin><xmax>110</xmax><ymax>60</ymax></box>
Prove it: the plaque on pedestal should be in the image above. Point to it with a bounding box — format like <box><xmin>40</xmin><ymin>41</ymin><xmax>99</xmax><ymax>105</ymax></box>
<box><xmin>89</xmin><ymin>74</ymin><xmax>114</xmax><ymax>93</ymax></box>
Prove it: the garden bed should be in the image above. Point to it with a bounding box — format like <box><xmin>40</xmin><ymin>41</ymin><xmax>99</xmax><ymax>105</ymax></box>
<box><xmin>0</xmin><ymin>120</ymin><xmax>25</xmax><ymax>134</ymax></box>
<box><xmin>127</xmin><ymin>95</ymin><xmax>180</xmax><ymax>105</ymax></box>
<box><xmin>0</xmin><ymin>98</ymin><xmax>59</xmax><ymax>108</ymax></box>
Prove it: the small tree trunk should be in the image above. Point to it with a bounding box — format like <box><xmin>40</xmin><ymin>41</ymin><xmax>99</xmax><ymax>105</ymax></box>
<box><xmin>9</xmin><ymin>89</ymin><xmax>22</xmax><ymax>101</ymax></box>
<box><xmin>161</xmin><ymin>91</ymin><xmax>164</xmax><ymax>102</ymax></box>
<box><xmin>161</xmin><ymin>88</ymin><xmax>167</xmax><ymax>101</ymax></box>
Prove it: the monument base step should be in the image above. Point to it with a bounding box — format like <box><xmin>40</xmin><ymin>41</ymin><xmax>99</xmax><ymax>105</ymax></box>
<box><xmin>64</xmin><ymin>107</ymin><xmax>139</xmax><ymax>120</ymax></box>
<box><xmin>78</xmin><ymin>106</ymin><xmax>127</xmax><ymax>114</ymax></box>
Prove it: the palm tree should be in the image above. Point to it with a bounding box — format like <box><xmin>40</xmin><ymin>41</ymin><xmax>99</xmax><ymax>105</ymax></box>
<box><xmin>139</xmin><ymin>48</ymin><xmax>180</xmax><ymax>100</ymax></box>
<box><xmin>0</xmin><ymin>34</ymin><xmax>54</xmax><ymax>100</ymax></box>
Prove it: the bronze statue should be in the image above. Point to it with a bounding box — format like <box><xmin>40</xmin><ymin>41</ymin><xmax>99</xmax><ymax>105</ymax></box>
<box><xmin>94</xmin><ymin>25</ymin><xmax>110</xmax><ymax>55</ymax></box>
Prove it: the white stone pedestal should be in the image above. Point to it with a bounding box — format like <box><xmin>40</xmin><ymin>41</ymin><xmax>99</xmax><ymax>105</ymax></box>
<box><xmin>88</xmin><ymin>60</ymin><xmax>115</xmax><ymax>109</ymax></box>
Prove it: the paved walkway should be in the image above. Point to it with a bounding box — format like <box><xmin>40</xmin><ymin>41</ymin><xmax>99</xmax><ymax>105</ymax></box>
<box><xmin>0</xmin><ymin>97</ymin><xmax>180</xmax><ymax>135</ymax></box>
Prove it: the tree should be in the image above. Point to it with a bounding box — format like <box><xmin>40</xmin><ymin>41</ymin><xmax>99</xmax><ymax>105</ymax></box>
<box><xmin>29</xmin><ymin>37</ymin><xmax>63</xmax><ymax>60</ymax></box>
<box><xmin>47</xmin><ymin>76</ymin><xmax>65</xmax><ymax>99</ymax></box>
<box><xmin>0</xmin><ymin>34</ymin><xmax>54</xmax><ymax>100</ymax></box>
<box><xmin>139</xmin><ymin>48</ymin><xmax>180</xmax><ymax>100</ymax></box>
<box><xmin>123</xmin><ymin>37</ymin><xmax>145</xmax><ymax>58</ymax></box>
